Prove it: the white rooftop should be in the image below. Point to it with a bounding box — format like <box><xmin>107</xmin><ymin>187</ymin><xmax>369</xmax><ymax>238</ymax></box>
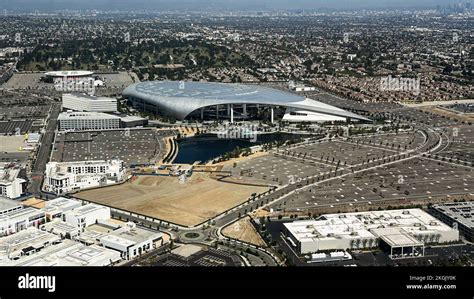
<box><xmin>0</xmin><ymin>228</ymin><xmax>60</xmax><ymax>261</ymax></box>
<box><xmin>64</xmin><ymin>203</ymin><xmax>109</xmax><ymax>218</ymax></box>
<box><xmin>0</xmin><ymin>198</ymin><xmax>21</xmax><ymax>212</ymax></box>
<box><xmin>100</xmin><ymin>223</ymin><xmax>162</xmax><ymax>247</ymax></box>
<box><xmin>284</xmin><ymin>209</ymin><xmax>455</xmax><ymax>244</ymax></box>
<box><xmin>7</xmin><ymin>241</ymin><xmax>121</xmax><ymax>266</ymax></box>
<box><xmin>58</xmin><ymin>111</ymin><xmax>120</xmax><ymax>120</ymax></box>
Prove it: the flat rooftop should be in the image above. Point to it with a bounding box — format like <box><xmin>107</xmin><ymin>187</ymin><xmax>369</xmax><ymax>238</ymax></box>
<box><xmin>41</xmin><ymin>220</ymin><xmax>80</xmax><ymax>235</ymax></box>
<box><xmin>0</xmin><ymin>228</ymin><xmax>60</xmax><ymax>259</ymax></box>
<box><xmin>284</xmin><ymin>209</ymin><xmax>455</xmax><ymax>243</ymax></box>
<box><xmin>371</xmin><ymin>227</ymin><xmax>424</xmax><ymax>247</ymax></box>
<box><xmin>7</xmin><ymin>241</ymin><xmax>121</xmax><ymax>266</ymax></box>
<box><xmin>44</xmin><ymin>197</ymin><xmax>81</xmax><ymax>211</ymax></box>
<box><xmin>58</xmin><ymin>112</ymin><xmax>120</xmax><ymax>121</ymax></box>
<box><xmin>0</xmin><ymin>198</ymin><xmax>22</xmax><ymax>212</ymax></box>
<box><xmin>431</xmin><ymin>202</ymin><xmax>474</xmax><ymax>229</ymax></box>
<box><xmin>101</xmin><ymin>225</ymin><xmax>162</xmax><ymax>247</ymax></box>
<box><xmin>0</xmin><ymin>207</ymin><xmax>44</xmax><ymax>223</ymax></box>
<box><xmin>65</xmin><ymin>93</ymin><xmax>117</xmax><ymax>102</ymax></box>
<box><xmin>65</xmin><ymin>203</ymin><xmax>109</xmax><ymax>217</ymax></box>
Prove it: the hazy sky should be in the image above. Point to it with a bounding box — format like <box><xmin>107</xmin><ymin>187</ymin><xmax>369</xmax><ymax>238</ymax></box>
<box><xmin>0</xmin><ymin>0</ymin><xmax>467</xmax><ymax>11</ymax></box>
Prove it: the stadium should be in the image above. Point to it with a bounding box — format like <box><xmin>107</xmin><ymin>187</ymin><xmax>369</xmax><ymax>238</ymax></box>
<box><xmin>122</xmin><ymin>81</ymin><xmax>370</xmax><ymax>123</ymax></box>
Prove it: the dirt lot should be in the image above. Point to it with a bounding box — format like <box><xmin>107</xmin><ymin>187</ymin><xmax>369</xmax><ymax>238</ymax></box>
<box><xmin>0</xmin><ymin>136</ymin><xmax>26</xmax><ymax>152</ymax></box>
<box><xmin>222</xmin><ymin>217</ymin><xmax>267</xmax><ymax>247</ymax></box>
<box><xmin>75</xmin><ymin>173</ymin><xmax>269</xmax><ymax>227</ymax></box>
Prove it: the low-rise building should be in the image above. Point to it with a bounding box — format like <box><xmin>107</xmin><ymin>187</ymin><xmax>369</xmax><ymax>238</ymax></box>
<box><xmin>0</xmin><ymin>227</ymin><xmax>61</xmax><ymax>262</ymax></box>
<box><xmin>0</xmin><ymin>207</ymin><xmax>46</xmax><ymax>237</ymax></box>
<box><xmin>100</xmin><ymin>222</ymin><xmax>163</xmax><ymax>260</ymax></box>
<box><xmin>120</xmin><ymin>115</ymin><xmax>148</xmax><ymax>128</ymax></box>
<box><xmin>40</xmin><ymin>220</ymin><xmax>81</xmax><ymax>239</ymax></box>
<box><xmin>62</xmin><ymin>93</ymin><xmax>118</xmax><ymax>113</ymax></box>
<box><xmin>41</xmin><ymin>197</ymin><xmax>82</xmax><ymax>221</ymax></box>
<box><xmin>6</xmin><ymin>240</ymin><xmax>121</xmax><ymax>266</ymax></box>
<box><xmin>58</xmin><ymin>111</ymin><xmax>120</xmax><ymax>131</ymax></box>
<box><xmin>0</xmin><ymin>198</ymin><xmax>22</xmax><ymax>215</ymax></box>
<box><xmin>43</xmin><ymin>159</ymin><xmax>126</xmax><ymax>194</ymax></box>
<box><xmin>63</xmin><ymin>204</ymin><xmax>111</xmax><ymax>231</ymax></box>
<box><xmin>429</xmin><ymin>202</ymin><xmax>474</xmax><ymax>242</ymax></box>
<box><xmin>0</xmin><ymin>166</ymin><xmax>27</xmax><ymax>200</ymax></box>
<box><xmin>283</xmin><ymin>209</ymin><xmax>459</xmax><ymax>258</ymax></box>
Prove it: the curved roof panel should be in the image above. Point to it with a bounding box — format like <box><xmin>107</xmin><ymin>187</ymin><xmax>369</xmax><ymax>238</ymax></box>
<box><xmin>123</xmin><ymin>81</ymin><xmax>370</xmax><ymax>121</ymax></box>
<box><xmin>45</xmin><ymin>70</ymin><xmax>94</xmax><ymax>77</ymax></box>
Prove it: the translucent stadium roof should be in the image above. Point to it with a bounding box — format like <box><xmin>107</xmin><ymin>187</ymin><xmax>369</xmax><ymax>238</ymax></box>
<box><xmin>133</xmin><ymin>81</ymin><xmax>304</xmax><ymax>103</ymax></box>
<box><xmin>123</xmin><ymin>81</ymin><xmax>370</xmax><ymax>121</ymax></box>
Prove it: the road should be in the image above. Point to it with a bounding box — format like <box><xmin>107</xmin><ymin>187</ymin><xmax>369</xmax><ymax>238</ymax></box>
<box><xmin>28</xmin><ymin>102</ymin><xmax>61</xmax><ymax>197</ymax></box>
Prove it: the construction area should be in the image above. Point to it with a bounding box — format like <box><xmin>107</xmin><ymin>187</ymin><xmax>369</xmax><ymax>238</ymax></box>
<box><xmin>74</xmin><ymin>173</ymin><xmax>270</xmax><ymax>227</ymax></box>
<box><xmin>222</xmin><ymin>217</ymin><xmax>267</xmax><ymax>247</ymax></box>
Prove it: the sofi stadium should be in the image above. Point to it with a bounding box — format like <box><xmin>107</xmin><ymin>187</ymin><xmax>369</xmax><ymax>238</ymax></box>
<box><xmin>122</xmin><ymin>81</ymin><xmax>370</xmax><ymax>123</ymax></box>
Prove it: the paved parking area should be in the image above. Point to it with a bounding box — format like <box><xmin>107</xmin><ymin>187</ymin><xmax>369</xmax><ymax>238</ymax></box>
<box><xmin>272</xmin><ymin>158</ymin><xmax>473</xmax><ymax>210</ymax></box>
<box><xmin>152</xmin><ymin>248</ymin><xmax>241</xmax><ymax>267</ymax></box>
<box><xmin>51</xmin><ymin>129</ymin><xmax>167</xmax><ymax>166</ymax></box>
<box><xmin>438</xmin><ymin>125</ymin><xmax>473</xmax><ymax>163</ymax></box>
<box><xmin>232</xmin><ymin>154</ymin><xmax>335</xmax><ymax>185</ymax></box>
<box><xmin>0</xmin><ymin>106</ymin><xmax>50</xmax><ymax>120</ymax></box>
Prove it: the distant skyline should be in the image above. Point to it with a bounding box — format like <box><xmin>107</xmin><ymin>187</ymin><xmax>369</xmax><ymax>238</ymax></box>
<box><xmin>0</xmin><ymin>0</ymin><xmax>472</xmax><ymax>12</ymax></box>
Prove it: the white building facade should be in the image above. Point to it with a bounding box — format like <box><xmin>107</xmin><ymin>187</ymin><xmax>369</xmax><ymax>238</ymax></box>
<box><xmin>62</xmin><ymin>93</ymin><xmax>118</xmax><ymax>113</ymax></box>
<box><xmin>43</xmin><ymin>159</ymin><xmax>126</xmax><ymax>194</ymax></box>
<box><xmin>58</xmin><ymin>111</ymin><xmax>120</xmax><ymax>131</ymax></box>
<box><xmin>100</xmin><ymin>222</ymin><xmax>162</xmax><ymax>260</ymax></box>
<box><xmin>0</xmin><ymin>207</ymin><xmax>46</xmax><ymax>237</ymax></box>
<box><xmin>63</xmin><ymin>204</ymin><xmax>111</xmax><ymax>231</ymax></box>
<box><xmin>0</xmin><ymin>167</ymin><xmax>27</xmax><ymax>199</ymax></box>
<box><xmin>284</xmin><ymin>209</ymin><xmax>459</xmax><ymax>255</ymax></box>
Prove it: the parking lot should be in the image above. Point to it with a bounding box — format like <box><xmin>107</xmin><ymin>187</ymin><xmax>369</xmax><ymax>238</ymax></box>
<box><xmin>0</xmin><ymin>105</ymin><xmax>50</xmax><ymax>120</ymax></box>
<box><xmin>232</xmin><ymin>154</ymin><xmax>335</xmax><ymax>185</ymax></box>
<box><xmin>273</xmin><ymin>157</ymin><xmax>473</xmax><ymax>211</ymax></box>
<box><xmin>51</xmin><ymin>129</ymin><xmax>168</xmax><ymax>166</ymax></box>
<box><xmin>150</xmin><ymin>248</ymin><xmax>242</xmax><ymax>267</ymax></box>
<box><xmin>438</xmin><ymin>125</ymin><xmax>473</xmax><ymax>163</ymax></box>
<box><xmin>0</xmin><ymin>120</ymin><xmax>34</xmax><ymax>135</ymax></box>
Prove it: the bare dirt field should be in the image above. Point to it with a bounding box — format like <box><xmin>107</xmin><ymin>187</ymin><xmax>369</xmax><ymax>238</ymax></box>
<box><xmin>222</xmin><ymin>217</ymin><xmax>267</xmax><ymax>247</ymax></box>
<box><xmin>0</xmin><ymin>136</ymin><xmax>26</xmax><ymax>152</ymax></box>
<box><xmin>75</xmin><ymin>173</ymin><xmax>269</xmax><ymax>227</ymax></box>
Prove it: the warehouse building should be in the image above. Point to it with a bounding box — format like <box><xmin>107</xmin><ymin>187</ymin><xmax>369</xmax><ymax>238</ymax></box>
<box><xmin>429</xmin><ymin>202</ymin><xmax>473</xmax><ymax>242</ymax></box>
<box><xmin>43</xmin><ymin>159</ymin><xmax>126</xmax><ymax>194</ymax></box>
<box><xmin>58</xmin><ymin>111</ymin><xmax>120</xmax><ymax>131</ymax></box>
<box><xmin>62</xmin><ymin>93</ymin><xmax>118</xmax><ymax>113</ymax></box>
<box><xmin>283</xmin><ymin>209</ymin><xmax>459</xmax><ymax>259</ymax></box>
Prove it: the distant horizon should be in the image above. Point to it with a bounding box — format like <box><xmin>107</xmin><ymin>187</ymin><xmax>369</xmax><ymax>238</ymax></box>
<box><xmin>1</xmin><ymin>0</ymin><xmax>472</xmax><ymax>12</ymax></box>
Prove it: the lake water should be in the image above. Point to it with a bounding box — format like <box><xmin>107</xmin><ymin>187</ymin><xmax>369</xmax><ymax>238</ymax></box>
<box><xmin>173</xmin><ymin>133</ymin><xmax>308</xmax><ymax>164</ymax></box>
